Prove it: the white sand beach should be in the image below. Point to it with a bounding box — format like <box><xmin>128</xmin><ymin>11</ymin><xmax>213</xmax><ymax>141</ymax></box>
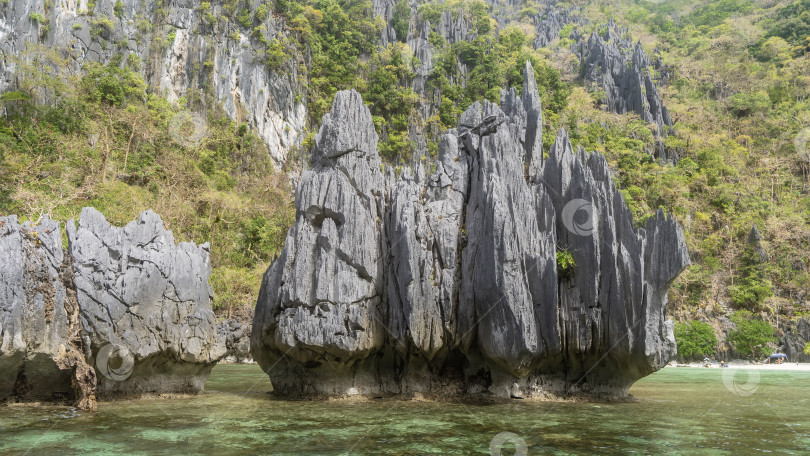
<box><xmin>668</xmin><ymin>362</ymin><xmax>810</xmax><ymax>371</ymax></box>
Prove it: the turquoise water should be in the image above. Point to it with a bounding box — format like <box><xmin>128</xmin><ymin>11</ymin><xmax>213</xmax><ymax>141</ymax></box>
<box><xmin>1</xmin><ymin>365</ymin><xmax>809</xmax><ymax>455</ymax></box>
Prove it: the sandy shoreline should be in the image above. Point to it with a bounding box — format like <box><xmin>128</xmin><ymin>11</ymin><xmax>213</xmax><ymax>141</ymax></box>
<box><xmin>666</xmin><ymin>362</ymin><xmax>810</xmax><ymax>371</ymax></box>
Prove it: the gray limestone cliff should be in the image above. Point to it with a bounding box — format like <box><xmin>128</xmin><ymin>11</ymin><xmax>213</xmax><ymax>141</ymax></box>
<box><xmin>0</xmin><ymin>216</ymin><xmax>96</xmax><ymax>408</ymax></box>
<box><xmin>532</xmin><ymin>2</ymin><xmax>586</xmax><ymax>49</ymax></box>
<box><xmin>577</xmin><ymin>20</ymin><xmax>677</xmax><ymax>162</ymax></box>
<box><xmin>251</xmin><ymin>62</ymin><xmax>690</xmax><ymax>400</ymax></box>
<box><xmin>67</xmin><ymin>207</ymin><xmax>225</xmax><ymax>398</ymax></box>
<box><xmin>0</xmin><ymin>0</ymin><xmax>305</xmax><ymax>166</ymax></box>
<box><xmin>0</xmin><ymin>208</ymin><xmax>223</xmax><ymax>406</ymax></box>
<box><xmin>779</xmin><ymin>318</ymin><xmax>810</xmax><ymax>362</ymax></box>
<box><xmin>526</xmin><ymin>6</ymin><xmax>676</xmax><ymax>163</ymax></box>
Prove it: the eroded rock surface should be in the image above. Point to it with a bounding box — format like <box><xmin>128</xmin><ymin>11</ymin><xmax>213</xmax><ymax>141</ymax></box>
<box><xmin>67</xmin><ymin>208</ymin><xmax>225</xmax><ymax>398</ymax></box>
<box><xmin>0</xmin><ymin>216</ymin><xmax>96</xmax><ymax>408</ymax></box>
<box><xmin>780</xmin><ymin>318</ymin><xmax>810</xmax><ymax>362</ymax></box>
<box><xmin>252</xmin><ymin>62</ymin><xmax>690</xmax><ymax>399</ymax></box>
<box><xmin>577</xmin><ymin>20</ymin><xmax>677</xmax><ymax>162</ymax></box>
<box><xmin>532</xmin><ymin>2</ymin><xmax>586</xmax><ymax>49</ymax></box>
<box><xmin>217</xmin><ymin>318</ymin><xmax>253</xmax><ymax>363</ymax></box>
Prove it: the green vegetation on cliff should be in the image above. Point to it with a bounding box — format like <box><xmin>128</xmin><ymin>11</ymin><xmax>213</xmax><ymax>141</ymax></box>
<box><xmin>271</xmin><ymin>0</ymin><xmax>570</xmax><ymax>162</ymax></box>
<box><xmin>560</xmin><ymin>0</ymin><xmax>810</xmax><ymax>327</ymax></box>
<box><xmin>0</xmin><ymin>50</ymin><xmax>293</xmax><ymax>315</ymax></box>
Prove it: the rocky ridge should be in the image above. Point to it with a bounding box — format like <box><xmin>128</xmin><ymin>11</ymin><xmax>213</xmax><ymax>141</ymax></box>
<box><xmin>252</xmin><ymin>62</ymin><xmax>690</xmax><ymax>399</ymax></box>
<box><xmin>576</xmin><ymin>20</ymin><xmax>677</xmax><ymax>162</ymax></box>
<box><xmin>68</xmin><ymin>207</ymin><xmax>225</xmax><ymax>398</ymax></box>
<box><xmin>527</xmin><ymin>4</ymin><xmax>676</xmax><ymax>163</ymax></box>
<box><xmin>532</xmin><ymin>1</ymin><xmax>586</xmax><ymax>49</ymax></box>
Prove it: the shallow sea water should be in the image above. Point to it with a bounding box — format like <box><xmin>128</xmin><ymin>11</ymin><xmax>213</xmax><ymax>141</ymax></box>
<box><xmin>1</xmin><ymin>365</ymin><xmax>808</xmax><ymax>455</ymax></box>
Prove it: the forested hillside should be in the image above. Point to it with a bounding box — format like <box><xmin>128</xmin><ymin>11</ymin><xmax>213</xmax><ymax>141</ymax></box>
<box><xmin>2</xmin><ymin>0</ymin><xmax>810</xmax><ymax>357</ymax></box>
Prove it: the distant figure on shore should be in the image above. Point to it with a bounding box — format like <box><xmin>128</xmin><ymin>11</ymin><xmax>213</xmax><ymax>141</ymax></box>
<box><xmin>767</xmin><ymin>353</ymin><xmax>788</xmax><ymax>364</ymax></box>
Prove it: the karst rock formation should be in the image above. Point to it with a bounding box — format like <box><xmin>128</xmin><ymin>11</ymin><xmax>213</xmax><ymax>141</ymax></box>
<box><xmin>251</xmin><ymin>62</ymin><xmax>690</xmax><ymax>399</ymax></box>
<box><xmin>0</xmin><ymin>208</ymin><xmax>224</xmax><ymax>407</ymax></box>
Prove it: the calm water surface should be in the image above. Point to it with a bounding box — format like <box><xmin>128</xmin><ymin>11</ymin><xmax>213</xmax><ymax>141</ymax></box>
<box><xmin>1</xmin><ymin>365</ymin><xmax>808</xmax><ymax>455</ymax></box>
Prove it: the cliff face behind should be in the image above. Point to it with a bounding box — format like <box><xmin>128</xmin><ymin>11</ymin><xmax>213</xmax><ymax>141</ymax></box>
<box><xmin>530</xmin><ymin>5</ymin><xmax>676</xmax><ymax>162</ymax></box>
<box><xmin>251</xmin><ymin>62</ymin><xmax>690</xmax><ymax>399</ymax></box>
<box><xmin>0</xmin><ymin>0</ymin><xmax>305</xmax><ymax>166</ymax></box>
<box><xmin>372</xmin><ymin>0</ymin><xmax>677</xmax><ymax>164</ymax></box>
<box><xmin>1</xmin><ymin>0</ymin><xmax>676</xmax><ymax>167</ymax></box>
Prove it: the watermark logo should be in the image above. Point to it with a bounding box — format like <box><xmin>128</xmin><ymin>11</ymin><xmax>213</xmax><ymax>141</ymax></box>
<box><xmin>795</xmin><ymin>127</ymin><xmax>810</xmax><ymax>163</ymax></box>
<box><xmin>168</xmin><ymin>111</ymin><xmax>208</xmax><ymax>148</ymax></box>
<box><xmin>561</xmin><ymin>199</ymin><xmax>598</xmax><ymax>236</ymax></box>
<box><xmin>722</xmin><ymin>368</ymin><xmax>760</xmax><ymax>396</ymax></box>
<box><xmin>489</xmin><ymin>431</ymin><xmax>528</xmax><ymax>456</ymax></box>
<box><xmin>96</xmin><ymin>343</ymin><xmax>135</xmax><ymax>381</ymax></box>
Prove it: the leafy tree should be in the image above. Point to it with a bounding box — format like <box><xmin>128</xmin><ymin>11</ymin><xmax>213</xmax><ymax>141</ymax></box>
<box><xmin>729</xmin><ymin>229</ymin><xmax>773</xmax><ymax>310</ymax></box>
<box><xmin>674</xmin><ymin>321</ymin><xmax>718</xmax><ymax>359</ymax></box>
<box><xmin>763</xmin><ymin>0</ymin><xmax>810</xmax><ymax>48</ymax></box>
<box><xmin>391</xmin><ymin>0</ymin><xmax>409</xmax><ymax>42</ymax></box>
<box><xmin>727</xmin><ymin>91</ymin><xmax>771</xmax><ymax>117</ymax></box>
<box><xmin>684</xmin><ymin>0</ymin><xmax>752</xmax><ymax>28</ymax></box>
<box><xmin>727</xmin><ymin>311</ymin><xmax>777</xmax><ymax>358</ymax></box>
<box><xmin>363</xmin><ymin>44</ymin><xmax>418</xmax><ymax>161</ymax></box>
<box><xmin>82</xmin><ymin>62</ymin><xmax>146</xmax><ymax>106</ymax></box>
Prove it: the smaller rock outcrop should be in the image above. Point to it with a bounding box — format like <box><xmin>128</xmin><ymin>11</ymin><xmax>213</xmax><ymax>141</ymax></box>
<box><xmin>577</xmin><ymin>20</ymin><xmax>677</xmax><ymax>162</ymax></box>
<box><xmin>217</xmin><ymin>319</ymin><xmax>253</xmax><ymax>363</ymax></box>
<box><xmin>67</xmin><ymin>208</ymin><xmax>225</xmax><ymax>398</ymax></box>
<box><xmin>437</xmin><ymin>10</ymin><xmax>476</xmax><ymax>45</ymax></box>
<box><xmin>1</xmin><ymin>0</ymin><xmax>306</xmax><ymax>167</ymax></box>
<box><xmin>532</xmin><ymin>2</ymin><xmax>586</xmax><ymax>49</ymax></box>
<box><xmin>0</xmin><ymin>216</ymin><xmax>96</xmax><ymax>408</ymax></box>
<box><xmin>748</xmin><ymin>225</ymin><xmax>767</xmax><ymax>263</ymax></box>
<box><xmin>780</xmin><ymin>318</ymin><xmax>810</xmax><ymax>362</ymax></box>
<box><xmin>373</xmin><ymin>0</ymin><xmax>399</xmax><ymax>46</ymax></box>
<box><xmin>408</xmin><ymin>20</ymin><xmax>435</xmax><ymax>93</ymax></box>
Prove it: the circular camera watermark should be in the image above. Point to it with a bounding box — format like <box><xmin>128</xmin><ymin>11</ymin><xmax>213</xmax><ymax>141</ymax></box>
<box><xmin>561</xmin><ymin>199</ymin><xmax>598</xmax><ymax>236</ymax></box>
<box><xmin>96</xmin><ymin>343</ymin><xmax>135</xmax><ymax>382</ymax></box>
<box><xmin>168</xmin><ymin>111</ymin><xmax>208</xmax><ymax>148</ymax></box>
<box><xmin>722</xmin><ymin>368</ymin><xmax>759</xmax><ymax>397</ymax></box>
<box><xmin>489</xmin><ymin>431</ymin><xmax>528</xmax><ymax>456</ymax></box>
<box><xmin>795</xmin><ymin>127</ymin><xmax>810</xmax><ymax>163</ymax></box>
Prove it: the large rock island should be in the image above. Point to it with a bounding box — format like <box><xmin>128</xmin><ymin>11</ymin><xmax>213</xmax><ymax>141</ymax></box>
<box><xmin>251</xmin><ymin>62</ymin><xmax>690</xmax><ymax>399</ymax></box>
